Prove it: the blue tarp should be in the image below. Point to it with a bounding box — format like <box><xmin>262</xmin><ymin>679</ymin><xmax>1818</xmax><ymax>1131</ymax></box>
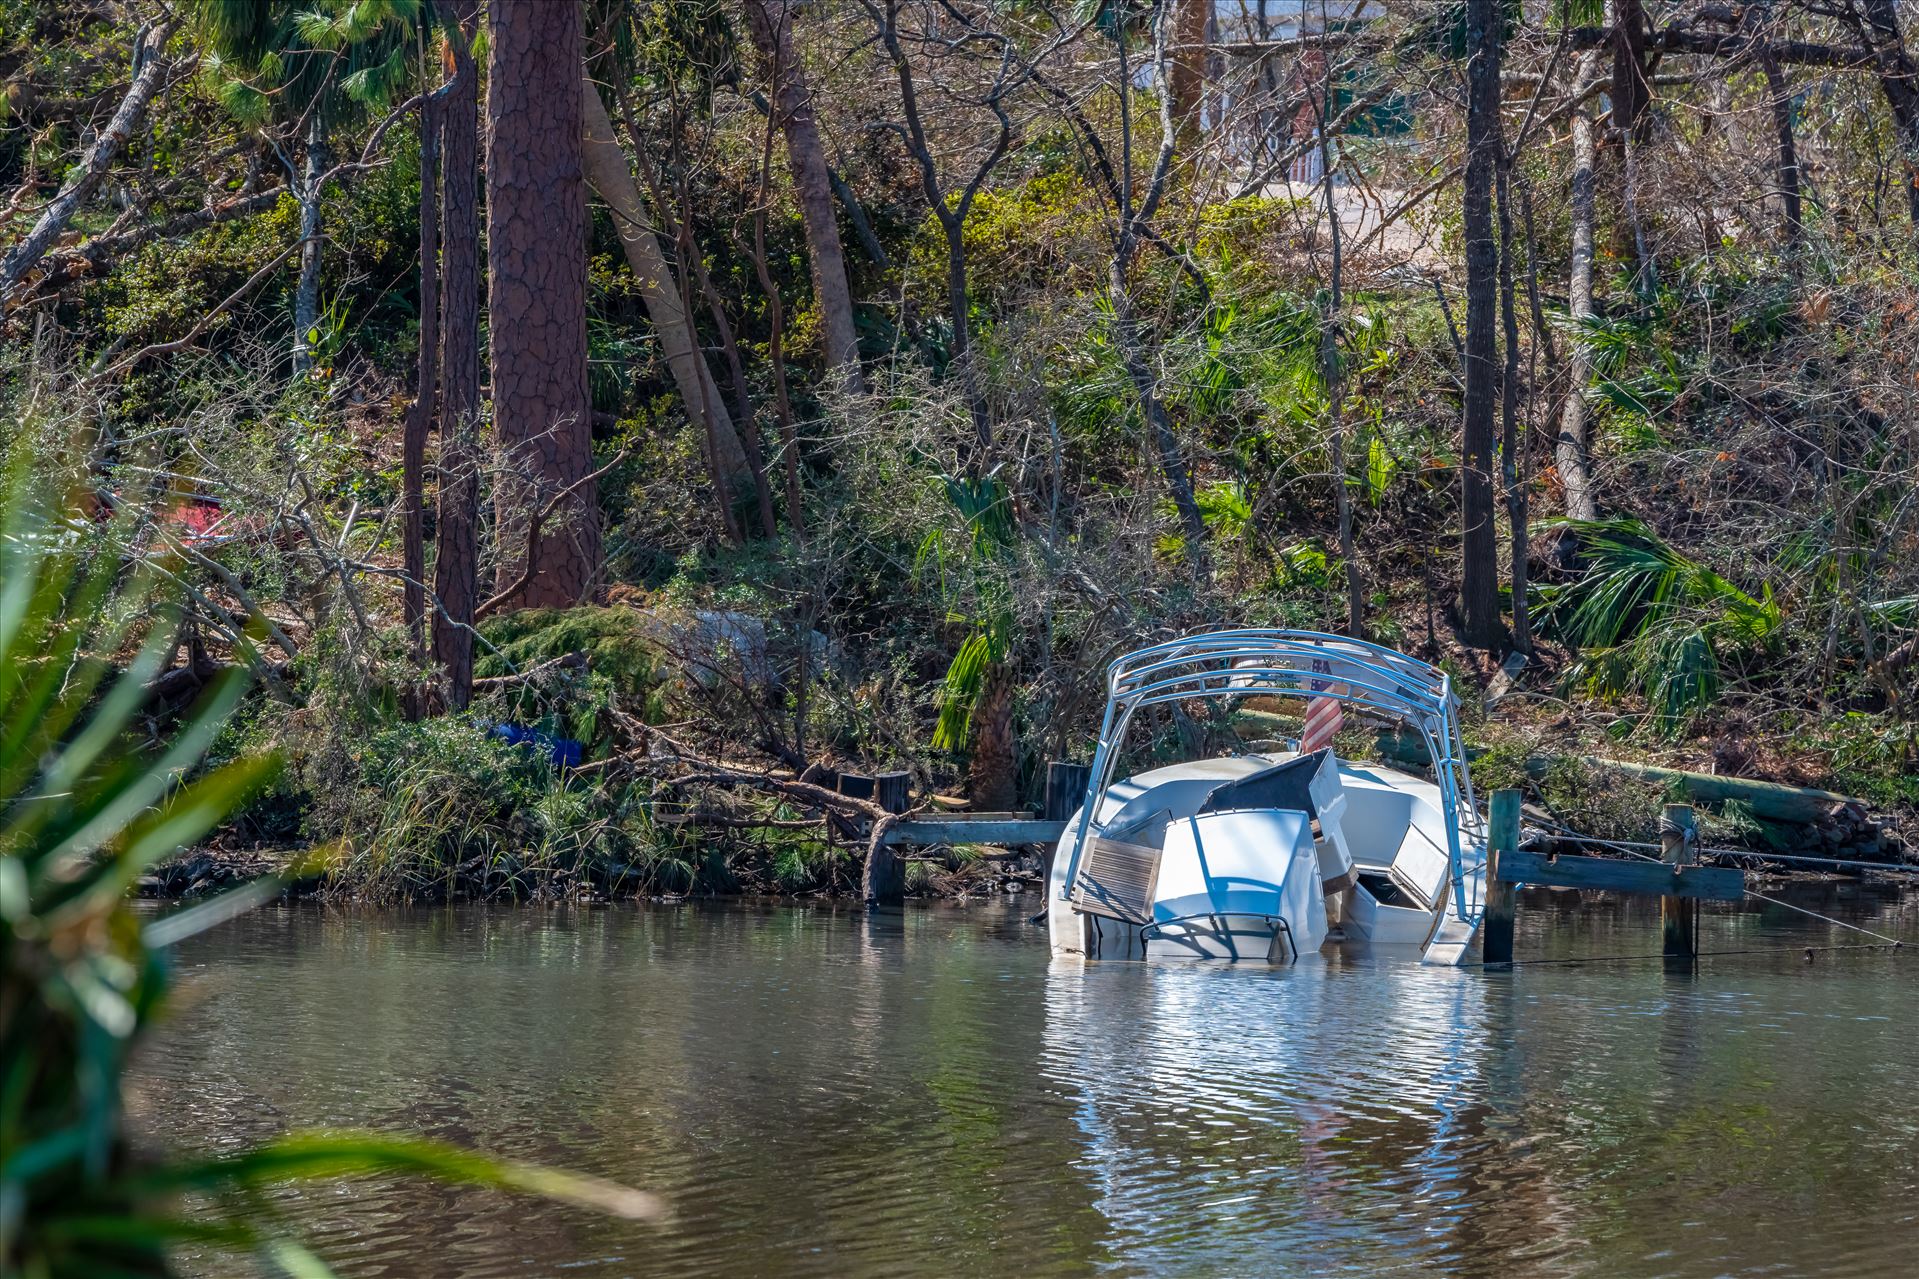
<box><xmin>487</xmin><ymin>722</ymin><xmax>584</xmax><ymax>769</ymax></box>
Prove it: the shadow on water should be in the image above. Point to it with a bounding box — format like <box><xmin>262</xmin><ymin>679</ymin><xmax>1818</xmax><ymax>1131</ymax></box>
<box><xmin>131</xmin><ymin>886</ymin><xmax>1919</xmax><ymax>1277</ymax></box>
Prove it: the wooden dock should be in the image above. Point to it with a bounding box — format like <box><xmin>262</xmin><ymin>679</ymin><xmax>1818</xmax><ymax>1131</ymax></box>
<box><xmin>1482</xmin><ymin>790</ymin><xmax>1746</xmax><ymax>964</ymax></box>
<box><xmin>849</xmin><ymin>761</ymin><xmax>1089</xmax><ymax>904</ymax></box>
<box><xmin>876</xmin><ymin>814</ymin><xmax>1068</xmax><ymax>847</ymax></box>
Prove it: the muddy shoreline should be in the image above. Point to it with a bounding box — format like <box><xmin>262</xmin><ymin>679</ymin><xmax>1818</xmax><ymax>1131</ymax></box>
<box><xmin>142</xmin><ymin>841</ymin><xmax>1911</xmax><ymax>908</ymax></box>
<box><xmin>139</xmin><ymin>844</ymin><xmax>1051</xmax><ymax>904</ymax></box>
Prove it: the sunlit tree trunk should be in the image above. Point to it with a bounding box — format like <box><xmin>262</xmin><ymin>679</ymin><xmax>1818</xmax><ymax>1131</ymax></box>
<box><xmin>579</xmin><ymin>82</ymin><xmax>752</xmax><ymax>493</ymax></box>
<box><xmin>292</xmin><ymin>112</ymin><xmax>328</xmax><ymax>374</ymax></box>
<box><xmin>0</xmin><ymin>18</ymin><xmax>174</xmax><ymax>301</ymax></box>
<box><xmin>487</xmin><ymin>0</ymin><xmax>598</xmax><ymax>607</ymax></box>
<box><xmin>1556</xmin><ymin>49</ymin><xmax>1602</xmax><ymax>525</ymax></box>
<box><xmin>742</xmin><ymin>0</ymin><xmax>864</xmax><ymax>391</ymax></box>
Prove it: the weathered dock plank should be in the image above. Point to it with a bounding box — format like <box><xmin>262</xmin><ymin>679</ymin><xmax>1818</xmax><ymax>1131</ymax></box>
<box><xmin>877</xmin><ymin>818</ymin><xmax>1068</xmax><ymax>847</ymax></box>
<box><xmin>1495</xmin><ymin>849</ymin><xmax>1745</xmax><ymax>902</ymax></box>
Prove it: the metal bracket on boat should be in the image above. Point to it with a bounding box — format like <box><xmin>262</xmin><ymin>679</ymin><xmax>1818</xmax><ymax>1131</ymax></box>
<box><xmin>1139</xmin><ymin>913</ymin><xmax>1298</xmax><ymax>964</ymax></box>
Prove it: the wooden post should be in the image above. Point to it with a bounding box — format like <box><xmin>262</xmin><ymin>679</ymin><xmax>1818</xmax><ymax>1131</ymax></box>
<box><xmin>1044</xmin><ymin>761</ymin><xmax>1091</xmax><ymax>822</ymax></box>
<box><xmin>1481</xmin><ymin>788</ymin><xmax>1521</xmax><ymax>965</ymax></box>
<box><xmin>1661</xmin><ymin>802</ymin><xmax>1697</xmax><ymax>959</ymax></box>
<box><xmin>875</xmin><ymin>771</ymin><xmax>910</xmax><ymax>816</ymax></box>
<box><xmin>853</xmin><ymin>770</ymin><xmax>908</xmax><ymax>907</ymax></box>
<box><xmin>1041</xmin><ymin>761</ymin><xmax>1091</xmax><ymax>899</ymax></box>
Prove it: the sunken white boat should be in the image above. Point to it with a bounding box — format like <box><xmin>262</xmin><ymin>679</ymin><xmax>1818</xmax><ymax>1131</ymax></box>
<box><xmin>1048</xmin><ymin>630</ymin><xmax>1489</xmax><ymax>965</ymax></box>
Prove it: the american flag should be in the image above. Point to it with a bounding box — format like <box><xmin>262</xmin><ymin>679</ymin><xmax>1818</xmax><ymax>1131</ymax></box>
<box><xmin>1299</xmin><ymin>657</ymin><xmax>1344</xmax><ymax>755</ymax></box>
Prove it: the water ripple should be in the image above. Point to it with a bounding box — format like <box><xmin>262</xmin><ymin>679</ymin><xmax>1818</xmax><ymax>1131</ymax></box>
<box><xmin>129</xmin><ymin>891</ymin><xmax>1919</xmax><ymax>1277</ymax></box>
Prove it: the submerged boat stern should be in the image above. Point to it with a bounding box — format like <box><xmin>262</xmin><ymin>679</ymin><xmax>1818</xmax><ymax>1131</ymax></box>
<box><xmin>1050</xmin><ymin>751</ymin><xmax>1356</xmax><ymax>962</ymax></box>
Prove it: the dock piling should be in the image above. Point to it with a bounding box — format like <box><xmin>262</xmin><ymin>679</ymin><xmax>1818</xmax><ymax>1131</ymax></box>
<box><xmin>854</xmin><ymin>770</ymin><xmax>911</xmax><ymax>907</ymax></box>
<box><xmin>1041</xmin><ymin>760</ymin><xmax>1091</xmax><ymax>901</ymax></box>
<box><xmin>1481</xmin><ymin>789</ymin><xmax>1522</xmax><ymax>965</ymax></box>
<box><xmin>1044</xmin><ymin>761</ymin><xmax>1091</xmax><ymax>823</ymax></box>
<box><xmin>1661</xmin><ymin>803</ymin><xmax>1698</xmax><ymax>959</ymax></box>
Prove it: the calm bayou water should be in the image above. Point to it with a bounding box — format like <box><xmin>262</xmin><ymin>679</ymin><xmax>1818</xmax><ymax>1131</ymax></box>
<box><xmin>134</xmin><ymin>888</ymin><xmax>1919</xmax><ymax>1277</ymax></box>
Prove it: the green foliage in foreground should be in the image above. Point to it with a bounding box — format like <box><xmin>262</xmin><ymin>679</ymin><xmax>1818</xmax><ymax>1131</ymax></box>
<box><xmin>0</xmin><ymin>471</ymin><xmax>655</xmax><ymax>1276</ymax></box>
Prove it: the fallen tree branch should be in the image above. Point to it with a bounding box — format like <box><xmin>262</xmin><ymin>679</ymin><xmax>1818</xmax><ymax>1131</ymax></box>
<box><xmin>1566</xmin><ymin>24</ymin><xmax>1873</xmax><ymax>70</ymax></box>
<box><xmin>20</xmin><ymin>186</ymin><xmax>291</xmax><ymax>301</ymax></box>
<box><xmin>654</xmin><ymin>810</ymin><xmax>826</xmax><ymax>831</ymax></box>
<box><xmin>0</xmin><ymin>18</ymin><xmax>180</xmax><ymax>302</ymax></box>
<box><xmin>14</xmin><ymin>77</ymin><xmax>458</xmax><ymax>307</ymax></box>
<box><xmin>661</xmin><ymin>767</ymin><xmax>888</xmax><ymax>821</ymax></box>
<box><xmin>470</xmin><ymin>650</ymin><xmax>589</xmax><ymax>691</ymax></box>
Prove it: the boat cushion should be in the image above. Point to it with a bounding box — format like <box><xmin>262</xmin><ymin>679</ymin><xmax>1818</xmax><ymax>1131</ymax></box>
<box><xmin>1195</xmin><ymin>749</ymin><xmax>1331</xmax><ymax>817</ymax></box>
<box><xmin>1069</xmin><ymin>837</ymin><xmax>1164</xmax><ymax>926</ymax></box>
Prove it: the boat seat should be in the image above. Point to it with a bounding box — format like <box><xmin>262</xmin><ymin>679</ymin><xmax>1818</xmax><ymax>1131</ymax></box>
<box><xmin>1070</xmin><ymin>835</ymin><xmax>1165</xmax><ymax>926</ymax></box>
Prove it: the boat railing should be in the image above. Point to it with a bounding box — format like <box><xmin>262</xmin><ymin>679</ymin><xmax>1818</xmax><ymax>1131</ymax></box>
<box><xmin>1065</xmin><ymin>629</ymin><xmax>1485</xmax><ymax>928</ymax></box>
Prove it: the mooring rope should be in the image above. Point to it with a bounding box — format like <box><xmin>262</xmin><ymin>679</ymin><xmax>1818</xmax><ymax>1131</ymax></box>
<box><xmin>1517</xmin><ymin>812</ymin><xmax>1907</xmax><ymax>948</ymax></box>
<box><xmin>1468</xmin><ymin>940</ymin><xmax>1903</xmax><ymax>970</ymax></box>
<box><xmin>1530</xmin><ymin>832</ymin><xmax>1919</xmax><ymax>877</ymax></box>
<box><xmin>1522</xmin><ymin>814</ymin><xmax>1919</xmax><ymax>877</ymax></box>
<box><xmin>1731</xmin><ymin>884</ymin><xmax>1905</xmax><ymax>946</ymax></box>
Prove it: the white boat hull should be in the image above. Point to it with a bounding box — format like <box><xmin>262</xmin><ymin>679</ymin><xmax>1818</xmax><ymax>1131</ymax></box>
<box><xmin>1050</xmin><ymin>752</ymin><xmax>1482</xmax><ymax>964</ymax></box>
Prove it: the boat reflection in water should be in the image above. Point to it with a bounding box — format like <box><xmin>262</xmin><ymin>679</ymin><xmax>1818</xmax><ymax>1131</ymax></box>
<box><xmin>1034</xmin><ymin>945</ymin><xmax>1607</xmax><ymax>1272</ymax></box>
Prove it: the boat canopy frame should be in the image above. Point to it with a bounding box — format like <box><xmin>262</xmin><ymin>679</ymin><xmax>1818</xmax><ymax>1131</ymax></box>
<box><xmin>1064</xmin><ymin>629</ymin><xmax>1486</xmax><ymax>926</ymax></box>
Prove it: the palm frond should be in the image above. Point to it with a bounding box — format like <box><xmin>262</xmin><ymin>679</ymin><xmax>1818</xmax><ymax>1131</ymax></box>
<box><xmin>1</xmin><ymin>462</ymin><xmax>653</xmax><ymax>1278</ymax></box>
<box><xmin>1539</xmin><ymin>518</ymin><xmax>1781</xmax><ymax>736</ymax></box>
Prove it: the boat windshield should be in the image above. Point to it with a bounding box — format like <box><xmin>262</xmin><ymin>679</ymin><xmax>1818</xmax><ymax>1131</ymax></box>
<box><xmin>1070</xmin><ymin>629</ymin><xmax>1484</xmax><ymax>924</ymax></box>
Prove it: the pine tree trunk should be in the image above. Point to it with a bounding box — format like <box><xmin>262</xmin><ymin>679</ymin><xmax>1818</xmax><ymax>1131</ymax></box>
<box><xmin>1460</xmin><ymin>0</ymin><xmax>1503</xmax><ymax>650</ymax></box>
<box><xmin>486</xmin><ymin>0</ymin><xmax>598</xmax><ymax>608</ymax></box>
<box><xmin>741</xmin><ymin>0</ymin><xmax>864</xmax><ymax>391</ymax></box>
<box><xmin>405</xmin><ymin>75</ymin><xmax>439</xmax><ymax>680</ymax></box>
<box><xmin>433</xmin><ymin>0</ymin><xmax>481</xmax><ymax>709</ymax></box>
